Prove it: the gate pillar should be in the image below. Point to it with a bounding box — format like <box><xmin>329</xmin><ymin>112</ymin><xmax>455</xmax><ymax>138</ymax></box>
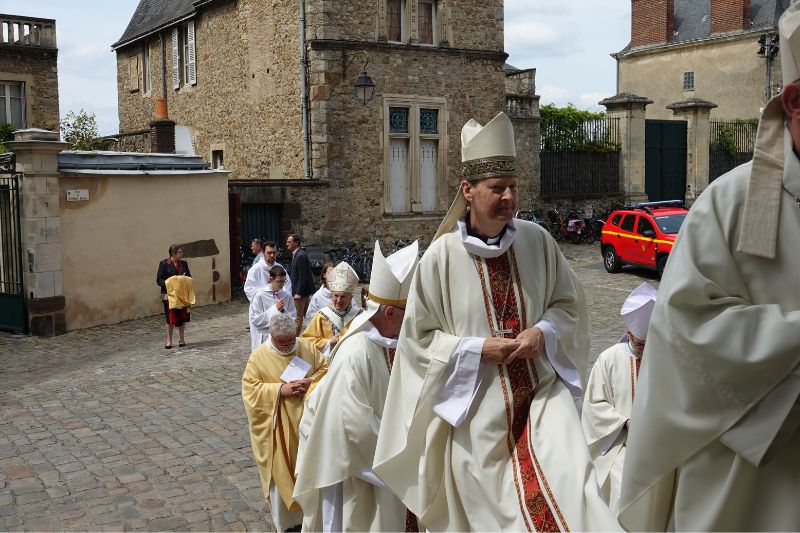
<box><xmin>600</xmin><ymin>93</ymin><xmax>653</xmax><ymax>204</ymax></box>
<box><xmin>667</xmin><ymin>98</ymin><xmax>718</xmax><ymax>205</ymax></box>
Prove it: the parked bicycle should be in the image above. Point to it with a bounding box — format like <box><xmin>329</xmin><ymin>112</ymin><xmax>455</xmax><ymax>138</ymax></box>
<box><xmin>515</xmin><ymin>209</ymin><xmax>552</xmax><ymax>236</ymax></box>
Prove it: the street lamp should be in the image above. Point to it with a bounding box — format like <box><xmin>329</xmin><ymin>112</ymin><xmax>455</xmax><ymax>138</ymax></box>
<box><xmin>343</xmin><ymin>51</ymin><xmax>377</xmax><ymax>105</ymax></box>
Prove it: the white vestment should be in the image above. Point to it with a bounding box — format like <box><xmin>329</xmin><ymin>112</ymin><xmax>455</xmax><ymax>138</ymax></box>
<box><xmin>373</xmin><ymin>220</ymin><xmax>619</xmax><ymax>532</ymax></box>
<box><xmin>303</xmin><ymin>286</ymin><xmax>332</xmax><ymax>329</ymax></box>
<box><xmin>294</xmin><ymin>326</ymin><xmax>408</xmax><ymax>532</ymax></box>
<box><xmin>245</xmin><ymin>259</ymin><xmax>292</xmax><ymax>302</ymax></box>
<box><xmin>619</xmin><ymin>130</ymin><xmax>800</xmax><ymax>531</ymax></box>
<box><xmin>248</xmin><ymin>287</ymin><xmax>296</xmax><ymax>351</ymax></box>
<box><xmin>581</xmin><ymin>342</ymin><xmax>639</xmax><ymax>513</ymax></box>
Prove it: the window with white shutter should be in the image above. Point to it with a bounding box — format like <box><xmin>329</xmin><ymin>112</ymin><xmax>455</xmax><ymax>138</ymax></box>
<box><xmin>172</xmin><ymin>27</ymin><xmax>180</xmax><ymax>89</ymax></box>
<box><xmin>186</xmin><ymin>21</ymin><xmax>196</xmax><ymax>85</ymax></box>
<box><xmin>128</xmin><ymin>56</ymin><xmax>139</xmax><ymax>92</ymax></box>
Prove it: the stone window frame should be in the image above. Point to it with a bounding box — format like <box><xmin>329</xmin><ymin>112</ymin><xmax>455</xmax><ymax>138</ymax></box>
<box><xmin>128</xmin><ymin>55</ymin><xmax>140</xmax><ymax>93</ymax></box>
<box><xmin>210</xmin><ymin>143</ymin><xmax>225</xmax><ymax>170</ymax></box>
<box><xmin>382</xmin><ymin>95</ymin><xmax>448</xmax><ymax>216</ymax></box>
<box><xmin>141</xmin><ymin>39</ymin><xmax>152</xmax><ymax>96</ymax></box>
<box><xmin>683</xmin><ymin>71</ymin><xmax>695</xmax><ymax>91</ymax></box>
<box><xmin>377</xmin><ymin>0</ymin><xmax>450</xmax><ymax>46</ymax></box>
<box><xmin>0</xmin><ymin>73</ymin><xmax>32</xmax><ymax>130</ymax></box>
<box><xmin>0</xmin><ymin>79</ymin><xmax>26</xmax><ymax>129</ymax></box>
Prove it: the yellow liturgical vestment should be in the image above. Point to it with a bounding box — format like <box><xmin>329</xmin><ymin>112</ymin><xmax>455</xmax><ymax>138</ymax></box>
<box><xmin>300</xmin><ymin>306</ymin><xmax>360</xmax><ymax>353</ymax></box>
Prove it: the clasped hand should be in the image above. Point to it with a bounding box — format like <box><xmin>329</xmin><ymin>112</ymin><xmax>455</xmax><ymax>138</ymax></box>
<box><xmin>481</xmin><ymin>327</ymin><xmax>545</xmax><ymax>364</ymax></box>
<box><xmin>280</xmin><ymin>378</ymin><xmax>311</xmax><ymax>398</ymax></box>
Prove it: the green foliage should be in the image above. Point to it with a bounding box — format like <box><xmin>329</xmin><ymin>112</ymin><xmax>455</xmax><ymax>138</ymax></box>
<box><xmin>60</xmin><ymin>109</ymin><xmax>102</xmax><ymax>150</ymax></box>
<box><xmin>710</xmin><ymin>119</ymin><xmax>758</xmax><ymax>156</ymax></box>
<box><xmin>540</xmin><ymin>104</ymin><xmax>620</xmax><ymax>152</ymax></box>
<box><xmin>0</xmin><ymin>122</ymin><xmax>14</xmax><ymax>153</ymax></box>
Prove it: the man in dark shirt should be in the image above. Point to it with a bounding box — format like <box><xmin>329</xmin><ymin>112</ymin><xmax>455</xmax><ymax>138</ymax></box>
<box><xmin>286</xmin><ymin>233</ymin><xmax>316</xmax><ymax>334</ymax></box>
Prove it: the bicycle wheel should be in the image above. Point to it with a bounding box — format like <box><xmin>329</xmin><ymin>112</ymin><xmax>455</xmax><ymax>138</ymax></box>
<box><xmin>551</xmin><ymin>225</ymin><xmax>565</xmax><ymax>241</ymax></box>
<box><xmin>583</xmin><ymin>224</ymin><xmax>596</xmax><ymax>244</ymax></box>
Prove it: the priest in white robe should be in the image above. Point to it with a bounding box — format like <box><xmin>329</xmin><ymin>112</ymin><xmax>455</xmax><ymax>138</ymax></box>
<box><xmin>373</xmin><ymin>112</ymin><xmax>619</xmax><ymax>532</ymax></box>
<box><xmin>249</xmin><ymin>265</ymin><xmax>297</xmax><ymax>351</ymax></box>
<box><xmin>618</xmin><ymin>6</ymin><xmax>800</xmax><ymax>532</ymax></box>
<box><xmin>581</xmin><ymin>283</ymin><xmax>656</xmax><ymax>514</ymax></box>
<box><xmin>294</xmin><ymin>241</ymin><xmax>420</xmax><ymax>532</ymax></box>
<box><xmin>245</xmin><ymin>241</ymin><xmax>292</xmax><ymax>301</ymax></box>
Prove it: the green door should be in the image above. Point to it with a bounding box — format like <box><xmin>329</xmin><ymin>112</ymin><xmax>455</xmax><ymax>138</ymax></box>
<box><xmin>645</xmin><ymin>120</ymin><xmax>687</xmax><ymax>202</ymax></box>
<box><xmin>0</xmin><ymin>170</ymin><xmax>26</xmax><ymax>333</ymax></box>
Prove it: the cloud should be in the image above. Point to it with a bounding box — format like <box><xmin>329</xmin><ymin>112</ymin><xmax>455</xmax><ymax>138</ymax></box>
<box><xmin>578</xmin><ymin>92</ymin><xmax>611</xmax><ymax>110</ymax></box>
<box><xmin>505</xmin><ymin>19</ymin><xmax>577</xmax><ymax>59</ymax></box>
<box><xmin>505</xmin><ymin>0</ymin><xmax>570</xmax><ymax>18</ymax></box>
<box><xmin>538</xmin><ymin>84</ymin><xmax>572</xmax><ymax>106</ymax></box>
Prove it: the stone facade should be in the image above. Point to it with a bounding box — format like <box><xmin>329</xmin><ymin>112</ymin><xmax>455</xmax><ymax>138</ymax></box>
<box><xmin>115</xmin><ymin>0</ymin><xmax>539</xmax><ymax>251</ymax></box>
<box><xmin>0</xmin><ymin>15</ymin><xmax>59</xmax><ymax>132</ymax></box>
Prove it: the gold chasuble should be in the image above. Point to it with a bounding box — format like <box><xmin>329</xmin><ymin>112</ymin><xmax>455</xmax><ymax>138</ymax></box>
<box><xmin>300</xmin><ymin>306</ymin><xmax>360</xmax><ymax>352</ymax></box>
<box><xmin>373</xmin><ymin>223</ymin><xmax>619</xmax><ymax>532</ymax></box>
<box><xmin>241</xmin><ymin>338</ymin><xmax>327</xmax><ymax>518</ymax></box>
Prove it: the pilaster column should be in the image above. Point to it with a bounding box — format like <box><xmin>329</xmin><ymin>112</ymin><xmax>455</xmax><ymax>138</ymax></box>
<box><xmin>667</xmin><ymin>98</ymin><xmax>718</xmax><ymax>204</ymax></box>
<box><xmin>600</xmin><ymin>93</ymin><xmax>654</xmax><ymax>204</ymax></box>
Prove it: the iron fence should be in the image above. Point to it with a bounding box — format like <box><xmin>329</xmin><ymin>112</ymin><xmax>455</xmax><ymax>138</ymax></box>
<box><xmin>709</xmin><ymin>120</ymin><xmax>757</xmax><ymax>182</ymax></box>
<box><xmin>0</xmin><ymin>152</ymin><xmax>26</xmax><ymax>333</ymax></box>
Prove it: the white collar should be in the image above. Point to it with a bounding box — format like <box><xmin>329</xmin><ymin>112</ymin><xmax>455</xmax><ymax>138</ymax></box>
<box><xmin>364</xmin><ymin>322</ymin><xmax>398</xmax><ymax>349</ymax></box>
<box><xmin>456</xmin><ymin>216</ymin><xmax>517</xmax><ymax>259</ymax></box>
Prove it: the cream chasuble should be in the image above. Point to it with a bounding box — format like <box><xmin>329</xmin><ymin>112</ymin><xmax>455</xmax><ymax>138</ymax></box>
<box><xmin>581</xmin><ymin>342</ymin><xmax>640</xmax><ymax>513</ymax></box>
<box><xmin>294</xmin><ymin>330</ymin><xmax>409</xmax><ymax>532</ymax></box>
<box><xmin>373</xmin><ymin>221</ymin><xmax>619</xmax><ymax>532</ymax></box>
<box><xmin>619</xmin><ymin>129</ymin><xmax>800</xmax><ymax>531</ymax></box>
<box><xmin>242</xmin><ymin>338</ymin><xmax>327</xmax><ymax>530</ymax></box>
<box><xmin>301</xmin><ymin>306</ymin><xmax>361</xmax><ymax>353</ymax></box>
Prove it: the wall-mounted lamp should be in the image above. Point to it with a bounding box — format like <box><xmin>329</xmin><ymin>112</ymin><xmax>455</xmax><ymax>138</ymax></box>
<box><xmin>343</xmin><ymin>51</ymin><xmax>376</xmax><ymax>105</ymax></box>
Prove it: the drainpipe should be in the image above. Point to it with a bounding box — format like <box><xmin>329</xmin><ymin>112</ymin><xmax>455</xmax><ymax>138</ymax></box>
<box><xmin>300</xmin><ymin>0</ymin><xmax>312</xmax><ymax>179</ymax></box>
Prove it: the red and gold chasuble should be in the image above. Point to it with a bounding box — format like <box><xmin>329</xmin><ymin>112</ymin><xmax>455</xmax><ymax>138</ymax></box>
<box><xmin>629</xmin><ymin>355</ymin><xmax>641</xmax><ymax>402</ymax></box>
<box><xmin>474</xmin><ymin>248</ymin><xmax>567</xmax><ymax>533</ymax></box>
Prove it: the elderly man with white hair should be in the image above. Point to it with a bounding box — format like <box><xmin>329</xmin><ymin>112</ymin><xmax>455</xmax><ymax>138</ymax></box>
<box><xmin>581</xmin><ymin>283</ymin><xmax>657</xmax><ymax>514</ymax></box>
<box><xmin>619</xmin><ymin>4</ymin><xmax>800</xmax><ymax>531</ymax></box>
<box><xmin>301</xmin><ymin>262</ymin><xmax>362</xmax><ymax>355</ymax></box>
<box><xmin>242</xmin><ymin>312</ymin><xmax>326</xmax><ymax>533</ymax></box>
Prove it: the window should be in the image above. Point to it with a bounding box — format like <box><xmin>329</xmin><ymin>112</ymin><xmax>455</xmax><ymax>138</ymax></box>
<box><xmin>384</xmin><ymin>97</ymin><xmax>447</xmax><ymax>214</ymax></box>
<box><xmin>128</xmin><ymin>55</ymin><xmax>140</xmax><ymax>92</ymax></box>
<box><xmin>172</xmin><ymin>21</ymin><xmax>196</xmax><ymax>89</ymax></box>
<box><xmin>637</xmin><ymin>216</ymin><xmax>655</xmax><ymax>236</ymax></box>
<box><xmin>212</xmin><ymin>149</ymin><xmax>224</xmax><ymax>169</ymax></box>
<box><xmin>419</xmin><ymin>1</ymin><xmax>436</xmax><ymax>45</ymax></box>
<box><xmin>142</xmin><ymin>41</ymin><xmax>151</xmax><ymax>94</ymax></box>
<box><xmin>611</xmin><ymin>214</ymin><xmax>622</xmax><ymax>226</ymax></box>
<box><xmin>0</xmin><ymin>82</ymin><xmax>25</xmax><ymax>129</ymax></box>
<box><xmin>620</xmin><ymin>214</ymin><xmax>636</xmax><ymax>232</ymax></box>
<box><xmin>683</xmin><ymin>71</ymin><xmax>694</xmax><ymax>91</ymax></box>
<box><xmin>387</xmin><ymin>0</ymin><xmax>406</xmax><ymax>42</ymax></box>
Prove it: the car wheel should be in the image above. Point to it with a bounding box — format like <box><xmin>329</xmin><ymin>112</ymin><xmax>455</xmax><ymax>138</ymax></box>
<box><xmin>604</xmin><ymin>246</ymin><xmax>622</xmax><ymax>273</ymax></box>
<box><xmin>657</xmin><ymin>254</ymin><xmax>668</xmax><ymax>279</ymax></box>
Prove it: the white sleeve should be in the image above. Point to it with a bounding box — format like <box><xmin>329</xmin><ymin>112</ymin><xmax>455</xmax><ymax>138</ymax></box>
<box><xmin>431</xmin><ymin>336</ymin><xmax>485</xmax><ymax>427</ymax></box>
<box><xmin>537</xmin><ymin>319</ymin><xmax>582</xmax><ymax>397</ymax></box>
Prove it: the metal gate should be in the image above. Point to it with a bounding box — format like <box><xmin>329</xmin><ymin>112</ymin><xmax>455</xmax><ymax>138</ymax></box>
<box><xmin>0</xmin><ymin>153</ymin><xmax>26</xmax><ymax>333</ymax></box>
<box><xmin>645</xmin><ymin>120</ymin><xmax>688</xmax><ymax>202</ymax></box>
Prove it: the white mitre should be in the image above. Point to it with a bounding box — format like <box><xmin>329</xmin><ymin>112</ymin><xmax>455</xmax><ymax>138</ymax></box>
<box><xmin>326</xmin><ymin>262</ymin><xmax>360</xmax><ymax>293</ymax></box>
<box><xmin>738</xmin><ymin>1</ymin><xmax>800</xmax><ymax>258</ymax></box>
<box><xmin>434</xmin><ymin>112</ymin><xmax>517</xmax><ymax>240</ymax></box>
<box><xmin>620</xmin><ymin>283</ymin><xmax>657</xmax><ymax>340</ymax></box>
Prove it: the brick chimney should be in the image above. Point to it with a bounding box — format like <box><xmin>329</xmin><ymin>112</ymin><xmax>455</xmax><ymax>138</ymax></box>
<box><xmin>631</xmin><ymin>0</ymin><xmax>675</xmax><ymax>48</ymax></box>
<box><xmin>149</xmin><ymin>98</ymin><xmax>176</xmax><ymax>154</ymax></box>
<box><xmin>711</xmin><ymin>0</ymin><xmax>751</xmax><ymax>34</ymax></box>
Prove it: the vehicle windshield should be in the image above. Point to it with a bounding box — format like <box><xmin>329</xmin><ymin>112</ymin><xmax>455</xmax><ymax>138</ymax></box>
<box><xmin>654</xmin><ymin>213</ymin><xmax>687</xmax><ymax>234</ymax></box>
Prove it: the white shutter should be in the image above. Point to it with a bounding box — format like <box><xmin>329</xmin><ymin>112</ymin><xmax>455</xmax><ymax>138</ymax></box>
<box><xmin>389</xmin><ymin>139</ymin><xmax>409</xmax><ymax>213</ymax></box>
<box><xmin>171</xmin><ymin>27</ymin><xmax>180</xmax><ymax>89</ymax></box>
<box><xmin>187</xmin><ymin>20</ymin><xmax>197</xmax><ymax>85</ymax></box>
<box><xmin>419</xmin><ymin>139</ymin><xmax>438</xmax><ymax>211</ymax></box>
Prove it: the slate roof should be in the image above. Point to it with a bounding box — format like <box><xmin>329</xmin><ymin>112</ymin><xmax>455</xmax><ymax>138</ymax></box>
<box><xmin>112</xmin><ymin>0</ymin><xmax>200</xmax><ymax>50</ymax></box>
<box><xmin>619</xmin><ymin>0</ymin><xmax>792</xmax><ymax>54</ymax></box>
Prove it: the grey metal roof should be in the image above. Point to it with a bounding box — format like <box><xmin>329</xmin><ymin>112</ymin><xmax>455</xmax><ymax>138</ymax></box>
<box><xmin>672</xmin><ymin>0</ymin><xmax>790</xmax><ymax>44</ymax></box>
<box><xmin>112</xmin><ymin>0</ymin><xmax>198</xmax><ymax>50</ymax></box>
<box><xmin>58</xmin><ymin>151</ymin><xmax>210</xmax><ymax>172</ymax></box>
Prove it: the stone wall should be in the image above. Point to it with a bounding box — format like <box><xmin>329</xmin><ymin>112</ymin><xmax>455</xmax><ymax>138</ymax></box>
<box><xmin>0</xmin><ymin>45</ymin><xmax>59</xmax><ymax>131</ymax></box>
<box><xmin>618</xmin><ymin>34</ymin><xmax>779</xmax><ymax>120</ymax></box>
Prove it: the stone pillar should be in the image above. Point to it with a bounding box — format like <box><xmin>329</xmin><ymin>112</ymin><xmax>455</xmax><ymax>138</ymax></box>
<box><xmin>600</xmin><ymin>93</ymin><xmax>653</xmax><ymax>204</ymax></box>
<box><xmin>667</xmin><ymin>98</ymin><xmax>718</xmax><ymax>204</ymax></box>
<box><xmin>6</xmin><ymin>129</ymin><xmax>70</xmax><ymax>336</ymax></box>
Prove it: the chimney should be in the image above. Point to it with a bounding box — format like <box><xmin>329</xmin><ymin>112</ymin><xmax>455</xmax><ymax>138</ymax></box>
<box><xmin>711</xmin><ymin>0</ymin><xmax>751</xmax><ymax>34</ymax></box>
<box><xmin>150</xmin><ymin>98</ymin><xmax>176</xmax><ymax>154</ymax></box>
<box><xmin>631</xmin><ymin>0</ymin><xmax>675</xmax><ymax>48</ymax></box>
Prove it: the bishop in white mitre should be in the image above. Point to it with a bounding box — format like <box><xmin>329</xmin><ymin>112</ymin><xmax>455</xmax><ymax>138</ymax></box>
<box><xmin>294</xmin><ymin>241</ymin><xmax>419</xmax><ymax>532</ymax></box>
<box><xmin>581</xmin><ymin>283</ymin><xmax>656</xmax><ymax>514</ymax></box>
<box><xmin>372</xmin><ymin>112</ymin><xmax>620</xmax><ymax>532</ymax></box>
<box><xmin>618</xmin><ymin>5</ymin><xmax>800</xmax><ymax>531</ymax></box>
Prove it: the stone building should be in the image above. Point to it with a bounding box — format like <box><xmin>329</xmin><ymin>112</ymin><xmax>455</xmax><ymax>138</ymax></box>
<box><xmin>112</xmin><ymin>0</ymin><xmax>539</xmax><ymax>256</ymax></box>
<box><xmin>615</xmin><ymin>0</ymin><xmax>790</xmax><ymax>120</ymax></box>
<box><xmin>0</xmin><ymin>14</ymin><xmax>59</xmax><ymax>131</ymax></box>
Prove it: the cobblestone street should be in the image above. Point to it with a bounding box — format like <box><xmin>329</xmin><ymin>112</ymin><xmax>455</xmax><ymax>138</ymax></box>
<box><xmin>0</xmin><ymin>243</ymin><xmax>658</xmax><ymax>532</ymax></box>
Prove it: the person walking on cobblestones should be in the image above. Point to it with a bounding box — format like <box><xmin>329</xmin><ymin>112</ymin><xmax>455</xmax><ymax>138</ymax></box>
<box><xmin>249</xmin><ymin>265</ymin><xmax>296</xmax><ymax>351</ymax></box>
<box><xmin>287</xmin><ymin>234</ymin><xmax>316</xmax><ymax>335</ymax></box>
<box><xmin>242</xmin><ymin>313</ymin><xmax>327</xmax><ymax>533</ymax></box>
<box><xmin>156</xmin><ymin>244</ymin><xmax>191</xmax><ymax>349</ymax></box>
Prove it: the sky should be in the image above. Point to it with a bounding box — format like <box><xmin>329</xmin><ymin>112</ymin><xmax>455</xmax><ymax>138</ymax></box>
<box><xmin>1</xmin><ymin>0</ymin><xmax>632</xmax><ymax>136</ymax></box>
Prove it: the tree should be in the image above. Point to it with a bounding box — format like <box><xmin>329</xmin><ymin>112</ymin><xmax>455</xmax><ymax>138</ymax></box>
<box><xmin>60</xmin><ymin>109</ymin><xmax>101</xmax><ymax>150</ymax></box>
<box><xmin>0</xmin><ymin>122</ymin><xmax>14</xmax><ymax>154</ymax></box>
